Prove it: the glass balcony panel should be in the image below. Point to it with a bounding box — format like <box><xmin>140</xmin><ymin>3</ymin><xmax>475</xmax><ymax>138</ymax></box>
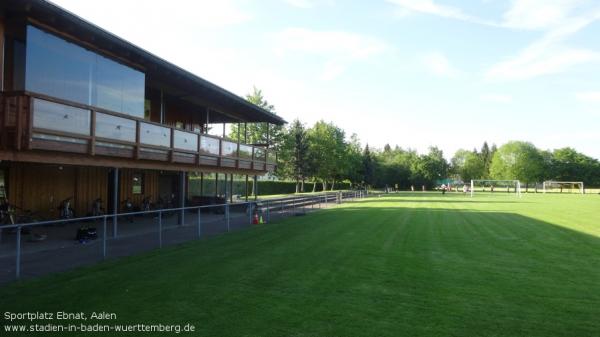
<box><xmin>221</xmin><ymin>140</ymin><xmax>238</xmax><ymax>157</ymax></box>
<box><xmin>239</xmin><ymin>145</ymin><xmax>253</xmax><ymax>159</ymax></box>
<box><xmin>32</xmin><ymin>98</ymin><xmax>90</xmax><ymax>135</ymax></box>
<box><xmin>140</xmin><ymin>122</ymin><xmax>171</xmax><ymax>147</ymax></box>
<box><xmin>254</xmin><ymin>148</ymin><xmax>266</xmax><ymax>161</ymax></box>
<box><xmin>174</xmin><ymin>130</ymin><xmax>198</xmax><ymax>151</ymax></box>
<box><xmin>200</xmin><ymin>136</ymin><xmax>220</xmax><ymax>155</ymax></box>
<box><xmin>95</xmin><ymin>112</ymin><xmax>136</xmax><ymax>142</ymax></box>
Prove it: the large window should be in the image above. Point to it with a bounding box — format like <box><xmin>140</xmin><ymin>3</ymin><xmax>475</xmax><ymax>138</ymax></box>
<box><xmin>25</xmin><ymin>25</ymin><xmax>145</xmax><ymax>118</ymax></box>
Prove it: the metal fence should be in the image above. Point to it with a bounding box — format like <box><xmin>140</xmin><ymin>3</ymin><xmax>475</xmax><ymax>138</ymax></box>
<box><xmin>0</xmin><ymin>190</ymin><xmax>366</xmax><ymax>283</ymax></box>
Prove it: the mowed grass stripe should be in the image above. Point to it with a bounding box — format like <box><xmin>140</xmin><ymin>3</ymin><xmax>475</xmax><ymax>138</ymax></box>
<box><xmin>1</xmin><ymin>193</ymin><xmax>599</xmax><ymax>337</ymax></box>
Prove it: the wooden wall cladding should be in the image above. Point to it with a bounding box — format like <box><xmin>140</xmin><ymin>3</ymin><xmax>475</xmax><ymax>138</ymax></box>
<box><xmin>7</xmin><ymin>163</ymin><xmax>112</xmax><ymax>217</ymax></box>
<box><xmin>5</xmin><ymin>163</ymin><xmax>177</xmax><ymax>219</ymax></box>
<box><xmin>75</xmin><ymin>166</ymin><xmax>108</xmax><ymax>215</ymax></box>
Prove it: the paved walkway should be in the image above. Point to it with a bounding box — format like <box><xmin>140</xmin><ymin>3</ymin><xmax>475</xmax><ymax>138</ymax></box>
<box><xmin>0</xmin><ymin>196</ymin><xmax>336</xmax><ymax>283</ymax></box>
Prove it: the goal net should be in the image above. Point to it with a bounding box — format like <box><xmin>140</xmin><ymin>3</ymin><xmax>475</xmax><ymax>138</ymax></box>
<box><xmin>542</xmin><ymin>181</ymin><xmax>584</xmax><ymax>194</ymax></box>
<box><xmin>470</xmin><ymin>180</ymin><xmax>522</xmax><ymax>197</ymax></box>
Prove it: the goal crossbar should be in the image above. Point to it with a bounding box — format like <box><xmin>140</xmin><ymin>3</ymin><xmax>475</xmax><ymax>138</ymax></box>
<box><xmin>470</xmin><ymin>180</ymin><xmax>522</xmax><ymax>197</ymax></box>
<box><xmin>542</xmin><ymin>181</ymin><xmax>584</xmax><ymax>194</ymax></box>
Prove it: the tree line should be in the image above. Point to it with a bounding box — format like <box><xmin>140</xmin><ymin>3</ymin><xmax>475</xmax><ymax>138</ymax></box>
<box><xmin>238</xmin><ymin>88</ymin><xmax>600</xmax><ymax>190</ymax></box>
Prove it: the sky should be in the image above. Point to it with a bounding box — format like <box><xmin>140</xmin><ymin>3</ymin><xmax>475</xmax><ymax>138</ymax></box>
<box><xmin>51</xmin><ymin>0</ymin><xmax>600</xmax><ymax>159</ymax></box>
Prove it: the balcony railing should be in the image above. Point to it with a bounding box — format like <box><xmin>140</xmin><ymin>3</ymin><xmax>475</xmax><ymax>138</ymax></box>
<box><xmin>0</xmin><ymin>92</ymin><xmax>277</xmax><ymax>172</ymax></box>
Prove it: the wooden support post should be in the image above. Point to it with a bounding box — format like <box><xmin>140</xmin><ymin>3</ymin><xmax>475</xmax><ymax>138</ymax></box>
<box><xmin>254</xmin><ymin>175</ymin><xmax>258</xmax><ymax>200</ymax></box>
<box><xmin>200</xmin><ymin>172</ymin><xmax>204</xmax><ymax>196</ymax></box>
<box><xmin>215</xmin><ymin>173</ymin><xmax>219</xmax><ymax>198</ymax></box>
<box><xmin>179</xmin><ymin>171</ymin><xmax>185</xmax><ymax>225</ymax></box>
<box><xmin>245</xmin><ymin>175</ymin><xmax>249</xmax><ymax>202</ymax></box>
<box><xmin>112</xmin><ymin>168</ymin><xmax>119</xmax><ymax>238</ymax></box>
<box><xmin>230</xmin><ymin>174</ymin><xmax>234</xmax><ymax>203</ymax></box>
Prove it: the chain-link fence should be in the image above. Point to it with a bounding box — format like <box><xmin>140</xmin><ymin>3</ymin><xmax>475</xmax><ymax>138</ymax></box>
<box><xmin>0</xmin><ymin>191</ymin><xmax>367</xmax><ymax>283</ymax></box>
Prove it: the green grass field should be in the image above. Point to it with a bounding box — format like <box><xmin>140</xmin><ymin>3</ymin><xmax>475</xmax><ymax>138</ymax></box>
<box><xmin>1</xmin><ymin>193</ymin><xmax>599</xmax><ymax>336</ymax></box>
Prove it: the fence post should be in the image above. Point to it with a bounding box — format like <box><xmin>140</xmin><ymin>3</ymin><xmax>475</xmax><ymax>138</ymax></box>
<box><xmin>113</xmin><ymin>213</ymin><xmax>118</xmax><ymax>238</ymax></box>
<box><xmin>292</xmin><ymin>197</ymin><xmax>295</xmax><ymax>214</ymax></box>
<box><xmin>249</xmin><ymin>203</ymin><xmax>253</xmax><ymax>224</ymax></box>
<box><xmin>102</xmin><ymin>217</ymin><xmax>107</xmax><ymax>259</ymax></box>
<box><xmin>158</xmin><ymin>211</ymin><xmax>163</xmax><ymax>248</ymax></box>
<box><xmin>16</xmin><ymin>226</ymin><xmax>21</xmax><ymax>280</ymax></box>
<box><xmin>197</xmin><ymin>208</ymin><xmax>202</xmax><ymax>238</ymax></box>
<box><xmin>266</xmin><ymin>200</ymin><xmax>270</xmax><ymax>223</ymax></box>
<box><xmin>303</xmin><ymin>197</ymin><xmax>307</xmax><ymax>214</ymax></box>
<box><xmin>226</xmin><ymin>204</ymin><xmax>230</xmax><ymax>232</ymax></box>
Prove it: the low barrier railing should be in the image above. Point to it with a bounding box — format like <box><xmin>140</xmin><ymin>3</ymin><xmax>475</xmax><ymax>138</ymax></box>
<box><xmin>0</xmin><ymin>190</ymin><xmax>367</xmax><ymax>282</ymax></box>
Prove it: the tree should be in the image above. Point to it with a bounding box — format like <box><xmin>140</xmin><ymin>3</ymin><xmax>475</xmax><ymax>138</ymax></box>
<box><xmin>480</xmin><ymin>141</ymin><xmax>495</xmax><ymax>178</ymax></box>
<box><xmin>344</xmin><ymin>134</ymin><xmax>364</xmax><ymax>187</ymax></box>
<box><xmin>362</xmin><ymin>144</ymin><xmax>375</xmax><ymax>188</ymax></box>
<box><xmin>279</xmin><ymin>119</ymin><xmax>310</xmax><ymax>192</ymax></box>
<box><xmin>306</xmin><ymin>121</ymin><xmax>347</xmax><ymax>191</ymax></box>
<box><xmin>549</xmin><ymin>147</ymin><xmax>600</xmax><ymax>185</ymax></box>
<box><xmin>411</xmin><ymin>147</ymin><xmax>449</xmax><ymax>188</ymax></box>
<box><xmin>229</xmin><ymin>87</ymin><xmax>284</xmax><ymax>149</ymax></box>
<box><xmin>490</xmin><ymin>141</ymin><xmax>544</xmax><ymax>190</ymax></box>
<box><xmin>451</xmin><ymin>149</ymin><xmax>485</xmax><ymax>182</ymax></box>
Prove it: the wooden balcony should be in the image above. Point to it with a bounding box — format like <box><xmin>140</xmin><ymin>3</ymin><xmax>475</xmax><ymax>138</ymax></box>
<box><xmin>0</xmin><ymin>92</ymin><xmax>277</xmax><ymax>173</ymax></box>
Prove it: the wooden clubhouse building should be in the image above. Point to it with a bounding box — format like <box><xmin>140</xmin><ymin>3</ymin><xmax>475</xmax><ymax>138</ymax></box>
<box><xmin>0</xmin><ymin>0</ymin><xmax>284</xmax><ymax>220</ymax></box>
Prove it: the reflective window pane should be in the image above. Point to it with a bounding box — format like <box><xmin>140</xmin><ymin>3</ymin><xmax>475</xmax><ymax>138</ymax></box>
<box><xmin>32</xmin><ymin>98</ymin><xmax>90</xmax><ymax>135</ymax></box>
<box><xmin>95</xmin><ymin>112</ymin><xmax>136</xmax><ymax>142</ymax></box>
<box><xmin>26</xmin><ymin>26</ymin><xmax>93</xmax><ymax>105</ymax></box>
<box><xmin>25</xmin><ymin>25</ymin><xmax>145</xmax><ymax>118</ymax></box>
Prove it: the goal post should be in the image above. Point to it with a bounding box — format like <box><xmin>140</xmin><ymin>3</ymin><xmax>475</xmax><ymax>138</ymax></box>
<box><xmin>542</xmin><ymin>181</ymin><xmax>584</xmax><ymax>194</ymax></box>
<box><xmin>470</xmin><ymin>179</ymin><xmax>522</xmax><ymax>197</ymax></box>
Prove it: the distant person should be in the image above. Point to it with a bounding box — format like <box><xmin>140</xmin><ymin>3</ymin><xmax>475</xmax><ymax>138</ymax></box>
<box><xmin>422</xmin><ymin>185</ymin><xmax>425</xmax><ymax>192</ymax></box>
<box><xmin>490</xmin><ymin>185</ymin><xmax>495</xmax><ymax>193</ymax></box>
<box><xmin>411</xmin><ymin>185</ymin><xmax>415</xmax><ymax>192</ymax></box>
<box><xmin>441</xmin><ymin>184</ymin><xmax>447</xmax><ymax>195</ymax></box>
<box><xmin>463</xmin><ymin>184</ymin><xmax>468</xmax><ymax>194</ymax></box>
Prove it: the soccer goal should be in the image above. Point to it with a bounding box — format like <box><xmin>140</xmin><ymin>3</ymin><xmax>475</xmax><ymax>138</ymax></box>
<box><xmin>542</xmin><ymin>181</ymin><xmax>584</xmax><ymax>194</ymax></box>
<box><xmin>470</xmin><ymin>180</ymin><xmax>522</xmax><ymax>197</ymax></box>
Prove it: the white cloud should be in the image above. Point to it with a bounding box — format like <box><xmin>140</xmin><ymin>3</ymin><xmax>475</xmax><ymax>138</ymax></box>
<box><xmin>284</xmin><ymin>0</ymin><xmax>314</xmax><ymax>8</ymax></box>
<box><xmin>481</xmin><ymin>94</ymin><xmax>513</xmax><ymax>103</ymax></box>
<box><xmin>502</xmin><ymin>0</ymin><xmax>583</xmax><ymax>30</ymax></box>
<box><xmin>575</xmin><ymin>91</ymin><xmax>600</xmax><ymax>102</ymax></box>
<box><xmin>386</xmin><ymin>0</ymin><xmax>494</xmax><ymax>25</ymax></box>
<box><xmin>274</xmin><ymin>28</ymin><xmax>388</xmax><ymax>80</ymax></box>
<box><xmin>485</xmin><ymin>12</ymin><xmax>600</xmax><ymax>81</ymax></box>
<box><xmin>422</xmin><ymin>52</ymin><xmax>460</xmax><ymax>77</ymax></box>
<box><xmin>53</xmin><ymin>0</ymin><xmax>252</xmax><ymax>31</ymax></box>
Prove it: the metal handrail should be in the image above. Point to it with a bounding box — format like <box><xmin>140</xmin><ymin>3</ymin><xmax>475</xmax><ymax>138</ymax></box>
<box><xmin>1</xmin><ymin>190</ymin><xmax>367</xmax><ymax>281</ymax></box>
<box><xmin>0</xmin><ymin>191</ymin><xmax>358</xmax><ymax>229</ymax></box>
